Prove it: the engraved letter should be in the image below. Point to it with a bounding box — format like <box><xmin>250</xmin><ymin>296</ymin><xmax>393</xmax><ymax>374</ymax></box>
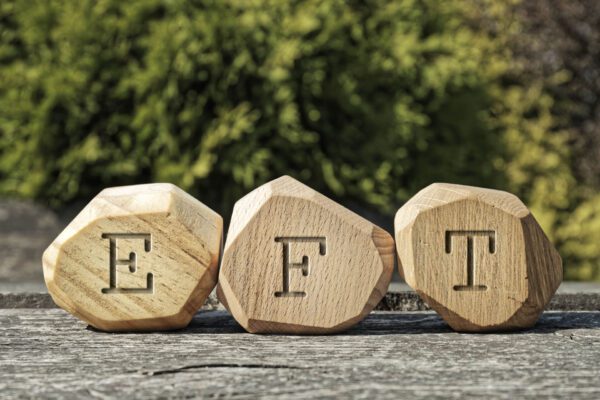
<box><xmin>274</xmin><ymin>237</ymin><xmax>326</xmax><ymax>298</ymax></box>
<box><xmin>101</xmin><ymin>233</ymin><xmax>153</xmax><ymax>294</ymax></box>
<box><xmin>445</xmin><ymin>230</ymin><xmax>496</xmax><ymax>292</ymax></box>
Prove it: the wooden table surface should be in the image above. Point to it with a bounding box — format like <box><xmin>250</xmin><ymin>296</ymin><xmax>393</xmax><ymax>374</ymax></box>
<box><xmin>2</xmin><ymin>303</ymin><xmax>600</xmax><ymax>398</ymax></box>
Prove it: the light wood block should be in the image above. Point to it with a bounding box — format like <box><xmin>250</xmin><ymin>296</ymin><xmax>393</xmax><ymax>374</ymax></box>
<box><xmin>395</xmin><ymin>183</ymin><xmax>563</xmax><ymax>332</ymax></box>
<box><xmin>217</xmin><ymin>176</ymin><xmax>394</xmax><ymax>334</ymax></box>
<box><xmin>42</xmin><ymin>183</ymin><xmax>222</xmax><ymax>332</ymax></box>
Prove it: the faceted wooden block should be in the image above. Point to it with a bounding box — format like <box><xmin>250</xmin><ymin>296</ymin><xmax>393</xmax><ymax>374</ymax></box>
<box><xmin>42</xmin><ymin>184</ymin><xmax>222</xmax><ymax>332</ymax></box>
<box><xmin>217</xmin><ymin>176</ymin><xmax>394</xmax><ymax>334</ymax></box>
<box><xmin>395</xmin><ymin>183</ymin><xmax>562</xmax><ymax>332</ymax></box>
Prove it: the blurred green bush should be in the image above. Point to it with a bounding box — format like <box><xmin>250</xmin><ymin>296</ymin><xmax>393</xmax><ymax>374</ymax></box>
<box><xmin>0</xmin><ymin>0</ymin><xmax>596</xmax><ymax>279</ymax></box>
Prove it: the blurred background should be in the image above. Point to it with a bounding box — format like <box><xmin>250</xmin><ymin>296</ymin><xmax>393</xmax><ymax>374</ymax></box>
<box><xmin>1</xmin><ymin>0</ymin><xmax>599</xmax><ymax>290</ymax></box>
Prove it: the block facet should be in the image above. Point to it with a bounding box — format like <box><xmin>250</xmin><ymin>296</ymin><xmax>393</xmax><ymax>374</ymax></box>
<box><xmin>42</xmin><ymin>183</ymin><xmax>222</xmax><ymax>332</ymax></box>
<box><xmin>395</xmin><ymin>183</ymin><xmax>563</xmax><ymax>332</ymax></box>
<box><xmin>217</xmin><ymin>176</ymin><xmax>394</xmax><ymax>333</ymax></box>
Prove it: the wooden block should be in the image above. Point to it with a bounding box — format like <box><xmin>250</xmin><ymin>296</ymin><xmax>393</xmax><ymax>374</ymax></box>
<box><xmin>42</xmin><ymin>183</ymin><xmax>222</xmax><ymax>332</ymax></box>
<box><xmin>217</xmin><ymin>176</ymin><xmax>394</xmax><ymax>334</ymax></box>
<box><xmin>395</xmin><ymin>183</ymin><xmax>563</xmax><ymax>332</ymax></box>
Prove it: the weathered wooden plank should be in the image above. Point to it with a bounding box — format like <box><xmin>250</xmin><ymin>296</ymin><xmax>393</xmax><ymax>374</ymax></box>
<box><xmin>2</xmin><ymin>291</ymin><xmax>600</xmax><ymax>312</ymax></box>
<box><xmin>0</xmin><ymin>292</ymin><xmax>57</xmax><ymax>309</ymax></box>
<box><xmin>1</xmin><ymin>309</ymin><xmax>599</xmax><ymax>399</ymax></box>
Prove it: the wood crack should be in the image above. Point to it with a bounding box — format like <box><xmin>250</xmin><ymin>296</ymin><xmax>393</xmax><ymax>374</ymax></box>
<box><xmin>143</xmin><ymin>363</ymin><xmax>305</xmax><ymax>376</ymax></box>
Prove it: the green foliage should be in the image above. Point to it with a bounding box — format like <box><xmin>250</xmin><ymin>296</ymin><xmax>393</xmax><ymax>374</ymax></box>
<box><xmin>502</xmin><ymin>0</ymin><xmax>600</xmax><ymax>281</ymax></box>
<box><xmin>0</xmin><ymin>0</ymin><xmax>595</xmax><ymax>279</ymax></box>
<box><xmin>0</xmin><ymin>0</ymin><xmax>506</xmax><ymax>209</ymax></box>
<box><xmin>557</xmin><ymin>196</ymin><xmax>600</xmax><ymax>281</ymax></box>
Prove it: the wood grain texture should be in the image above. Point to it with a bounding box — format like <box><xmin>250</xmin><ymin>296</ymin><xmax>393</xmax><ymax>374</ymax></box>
<box><xmin>3</xmin><ymin>288</ymin><xmax>600</xmax><ymax>312</ymax></box>
<box><xmin>217</xmin><ymin>176</ymin><xmax>394</xmax><ymax>334</ymax></box>
<box><xmin>42</xmin><ymin>183</ymin><xmax>222</xmax><ymax>332</ymax></box>
<box><xmin>395</xmin><ymin>183</ymin><xmax>563</xmax><ymax>332</ymax></box>
<box><xmin>1</xmin><ymin>309</ymin><xmax>600</xmax><ymax>399</ymax></box>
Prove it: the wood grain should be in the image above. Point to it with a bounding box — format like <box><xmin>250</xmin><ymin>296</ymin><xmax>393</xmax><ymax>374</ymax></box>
<box><xmin>1</xmin><ymin>309</ymin><xmax>599</xmax><ymax>399</ymax></box>
<box><xmin>3</xmin><ymin>287</ymin><xmax>600</xmax><ymax>312</ymax></box>
<box><xmin>217</xmin><ymin>176</ymin><xmax>395</xmax><ymax>333</ymax></box>
<box><xmin>42</xmin><ymin>183</ymin><xmax>222</xmax><ymax>332</ymax></box>
<box><xmin>395</xmin><ymin>183</ymin><xmax>563</xmax><ymax>332</ymax></box>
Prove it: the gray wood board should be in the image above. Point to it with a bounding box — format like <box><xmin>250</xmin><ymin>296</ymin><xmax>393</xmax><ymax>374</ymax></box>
<box><xmin>2</xmin><ymin>291</ymin><xmax>600</xmax><ymax>312</ymax></box>
<box><xmin>1</xmin><ymin>309</ymin><xmax>599</xmax><ymax>399</ymax></box>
